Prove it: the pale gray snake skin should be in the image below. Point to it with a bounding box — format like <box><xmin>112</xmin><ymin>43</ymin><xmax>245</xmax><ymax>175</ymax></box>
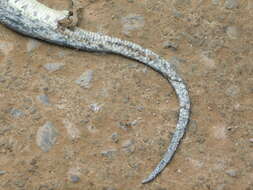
<box><xmin>0</xmin><ymin>0</ymin><xmax>191</xmax><ymax>184</ymax></box>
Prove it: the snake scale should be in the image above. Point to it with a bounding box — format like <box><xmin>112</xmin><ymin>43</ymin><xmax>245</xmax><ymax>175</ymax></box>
<box><xmin>0</xmin><ymin>0</ymin><xmax>191</xmax><ymax>184</ymax></box>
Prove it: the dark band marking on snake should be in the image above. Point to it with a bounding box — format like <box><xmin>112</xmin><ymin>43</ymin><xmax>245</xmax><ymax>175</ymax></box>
<box><xmin>0</xmin><ymin>0</ymin><xmax>191</xmax><ymax>183</ymax></box>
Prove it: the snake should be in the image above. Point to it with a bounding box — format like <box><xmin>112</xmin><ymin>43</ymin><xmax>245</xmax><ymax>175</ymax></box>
<box><xmin>0</xmin><ymin>0</ymin><xmax>191</xmax><ymax>184</ymax></box>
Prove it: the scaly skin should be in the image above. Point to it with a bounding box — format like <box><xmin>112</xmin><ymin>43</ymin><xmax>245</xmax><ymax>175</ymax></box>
<box><xmin>0</xmin><ymin>0</ymin><xmax>191</xmax><ymax>183</ymax></box>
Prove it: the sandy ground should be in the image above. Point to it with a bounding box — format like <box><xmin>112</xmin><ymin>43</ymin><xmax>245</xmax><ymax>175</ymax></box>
<box><xmin>0</xmin><ymin>0</ymin><xmax>252</xmax><ymax>189</ymax></box>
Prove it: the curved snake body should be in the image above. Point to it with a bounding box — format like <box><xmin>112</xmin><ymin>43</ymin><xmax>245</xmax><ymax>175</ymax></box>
<box><xmin>0</xmin><ymin>0</ymin><xmax>191</xmax><ymax>183</ymax></box>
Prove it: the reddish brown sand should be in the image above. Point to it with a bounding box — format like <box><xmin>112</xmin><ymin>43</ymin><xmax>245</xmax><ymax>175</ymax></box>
<box><xmin>0</xmin><ymin>0</ymin><xmax>252</xmax><ymax>189</ymax></box>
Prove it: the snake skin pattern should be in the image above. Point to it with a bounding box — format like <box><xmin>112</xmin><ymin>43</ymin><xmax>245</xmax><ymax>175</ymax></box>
<box><xmin>0</xmin><ymin>0</ymin><xmax>191</xmax><ymax>183</ymax></box>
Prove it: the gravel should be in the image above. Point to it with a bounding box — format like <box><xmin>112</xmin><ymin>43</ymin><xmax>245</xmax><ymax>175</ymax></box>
<box><xmin>36</xmin><ymin>122</ymin><xmax>58</xmax><ymax>152</ymax></box>
<box><xmin>163</xmin><ymin>41</ymin><xmax>179</xmax><ymax>51</ymax></box>
<box><xmin>10</xmin><ymin>108</ymin><xmax>24</xmax><ymax>118</ymax></box>
<box><xmin>224</xmin><ymin>0</ymin><xmax>238</xmax><ymax>9</ymax></box>
<box><xmin>70</xmin><ymin>175</ymin><xmax>81</xmax><ymax>183</ymax></box>
<box><xmin>121</xmin><ymin>139</ymin><xmax>135</xmax><ymax>153</ymax></box>
<box><xmin>43</xmin><ymin>63</ymin><xmax>64</xmax><ymax>72</ymax></box>
<box><xmin>75</xmin><ymin>70</ymin><xmax>94</xmax><ymax>89</ymax></box>
<box><xmin>225</xmin><ymin>169</ymin><xmax>238</xmax><ymax>177</ymax></box>
<box><xmin>111</xmin><ymin>132</ymin><xmax>119</xmax><ymax>143</ymax></box>
<box><xmin>101</xmin><ymin>148</ymin><xmax>118</xmax><ymax>159</ymax></box>
<box><xmin>226</xmin><ymin>26</ymin><xmax>239</xmax><ymax>40</ymax></box>
<box><xmin>0</xmin><ymin>170</ymin><xmax>6</xmax><ymax>175</ymax></box>
<box><xmin>37</xmin><ymin>94</ymin><xmax>50</xmax><ymax>105</ymax></box>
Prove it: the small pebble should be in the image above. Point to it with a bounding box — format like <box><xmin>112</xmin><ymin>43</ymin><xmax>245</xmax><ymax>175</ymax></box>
<box><xmin>36</xmin><ymin>122</ymin><xmax>58</xmax><ymax>152</ymax></box>
<box><xmin>121</xmin><ymin>139</ymin><xmax>134</xmax><ymax>148</ymax></box>
<box><xmin>224</xmin><ymin>0</ymin><xmax>238</xmax><ymax>9</ymax></box>
<box><xmin>43</xmin><ymin>63</ymin><xmax>64</xmax><ymax>72</ymax></box>
<box><xmin>75</xmin><ymin>70</ymin><xmax>94</xmax><ymax>89</ymax></box>
<box><xmin>118</xmin><ymin>121</ymin><xmax>137</xmax><ymax>130</ymax></box>
<box><xmin>86</xmin><ymin>125</ymin><xmax>98</xmax><ymax>133</ymax></box>
<box><xmin>70</xmin><ymin>175</ymin><xmax>80</xmax><ymax>183</ymax></box>
<box><xmin>121</xmin><ymin>139</ymin><xmax>135</xmax><ymax>153</ymax></box>
<box><xmin>37</xmin><ymin>94</ymin><xmax>50</xmax><ymax>105</ymax></box>
<box><xmin>101</xmin><ymin>148</ymin><xmax>117</xmax><ymax>159</ymax></box>
<box><xmin>14</xmin><ymin>179</ymin><xmax>26</xmax><ymax>188</ymax></box>
<box><xmin>111</xmin><ymin>132</ymin><xmax>119</xmax><ymax>143</ymax></box>
<box><xmin>212</xmin><ymin>0</ymin><xmax>220</xmax><ymax>5</ymax></box>
<box><xmin>63</xmin><ymin>119</ymin><xmax>80</xmax><ymax>140</ymax></box>
<box><xmin>0</xmin><ymin>170</ymin><xmax>6</xmax><ymax>175</ymax></box>
<box><xmin>172</xmin><ymin>8</ymin><xmax>183</xmax><ymax>18</ymax></box>
<box><xmin>0</xmin><ymin>125</ymin><xmax>13</xmax><ymax>135</ymax></box>
<box><xmin>0</xmin><ymin>76</ymin><xmax>5</xmax><ymax>83</ymax></box>
<box><xmin>225</xmin><ymin>169</ymin><xmax>238</xmax><ymax>177</ymax></box>
<box><xmin>226</xmin><ymin>26</ymin><xmax>239</xmax><ymax>40</ymax></box>
<box><xmin>163</xmin><ymin>41</ymin><xmax>178</xmax><ymax>51</ymax></box>
<box><xmin>10</xmin><ymin>108</ymin><xmax>24</xmax><ymax>118</ymax></box>
<box><xmin>225</xmin><ymin>85</ymin><xmax>240</xmax><ymax>97</ymax></box>
<box><xmin>89</xmin><ymin>103</ymin><xmax>102</xmax><ymax>113</ymax></box>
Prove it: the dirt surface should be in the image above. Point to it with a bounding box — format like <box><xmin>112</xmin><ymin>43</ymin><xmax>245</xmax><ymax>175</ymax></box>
<box><xmin>0</xmin><ymin>0</ymin><xmax>252</xmax><ymax>189</ymax></box>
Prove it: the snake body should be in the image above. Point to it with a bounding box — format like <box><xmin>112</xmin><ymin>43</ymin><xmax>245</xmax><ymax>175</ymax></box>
<box><xmin>0</xmin><ymin>0</ymin><xmax>191</xmax><ymax>183</ymax></box>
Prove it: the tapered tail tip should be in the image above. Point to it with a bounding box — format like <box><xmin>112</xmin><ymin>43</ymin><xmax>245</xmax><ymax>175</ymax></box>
<box><xmin>141</xmin><ymin>176</ymin><xmax>154</xmax><ymax>184</ymax></box>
